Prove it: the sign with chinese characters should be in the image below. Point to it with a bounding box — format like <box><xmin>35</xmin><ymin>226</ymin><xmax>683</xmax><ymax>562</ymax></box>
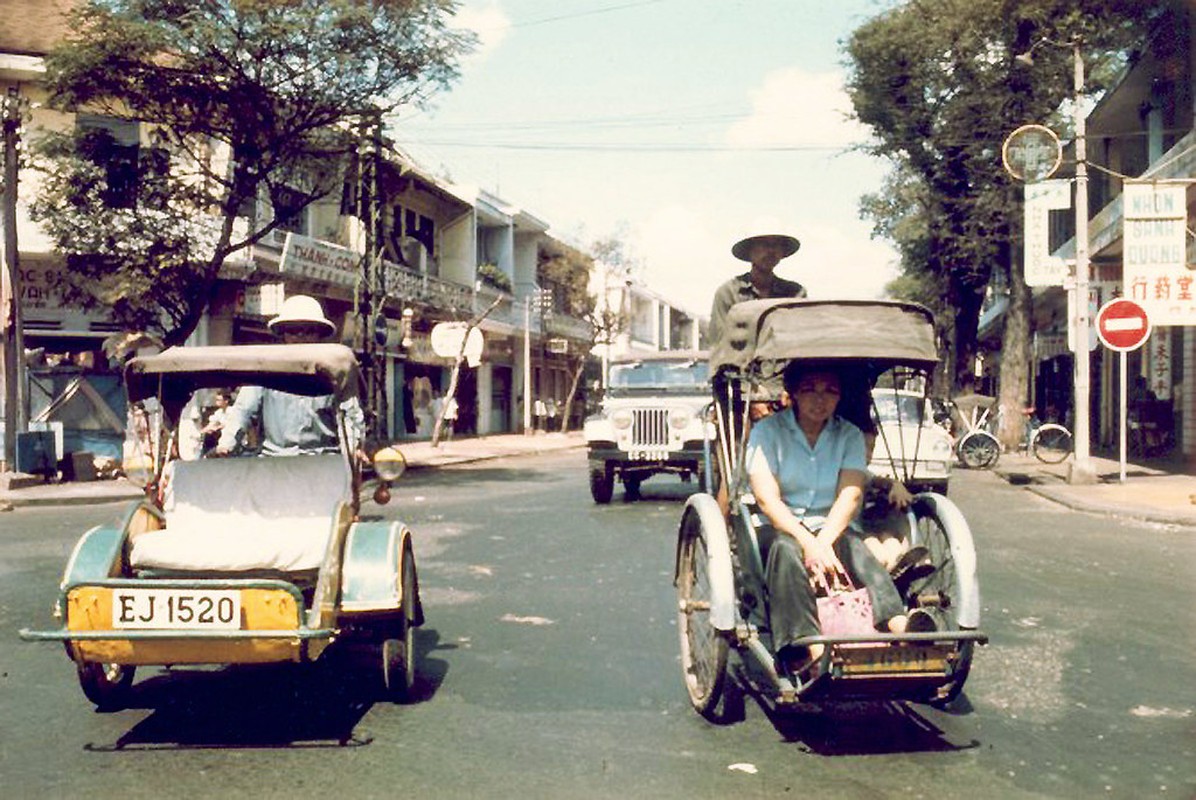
<box><xmin>1149</xmin><ymin>331</ymin><xmax>1171</xmax><ymax>400</ymax></box>
<box><xmin>1024</xmin><ymin>179</ymin><xmax>1071</xmax><ymax>286</ymax></box>
<box><xmin>1067</xmin><ymin>281</ymin><xmax>1100</xmax><ymax>353</ymax></box>
<box><xmin>278</xmin><ymin>233</ymin><xmax>359</xmax><ymax>287</ymax></box>
<box><xmin>1122</xmin><ymin>183</ymin><xmax>1192</xmax><ymax>325</ymax></box>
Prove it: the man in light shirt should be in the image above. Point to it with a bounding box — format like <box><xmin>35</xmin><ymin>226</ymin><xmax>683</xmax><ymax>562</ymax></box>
<box><xmin>216</xmin><ymin>295</ymin><xmax>363</xmax><ymax>456</ymax></box>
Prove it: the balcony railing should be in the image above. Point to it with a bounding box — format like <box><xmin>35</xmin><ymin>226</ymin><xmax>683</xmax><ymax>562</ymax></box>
<box><xmin>245</xmin><ymin>230</ymin><xmax>592</xmax><ymax>337</ymax></box>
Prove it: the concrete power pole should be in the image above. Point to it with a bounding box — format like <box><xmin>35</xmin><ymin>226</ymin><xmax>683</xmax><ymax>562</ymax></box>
<box><xmin>2</xmin><ymin>87</ymin><xmax>25</xmax><ymax>474</ymax></box>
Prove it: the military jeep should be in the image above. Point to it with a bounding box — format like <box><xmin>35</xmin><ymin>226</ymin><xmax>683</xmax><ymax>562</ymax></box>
<box><xmin>583</xmin><ymin>351</ymin><xmax>710</xmax><ymax>503</ymax></box>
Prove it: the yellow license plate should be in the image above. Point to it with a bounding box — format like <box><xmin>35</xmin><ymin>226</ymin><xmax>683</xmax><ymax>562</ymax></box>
<box><xmin>112</xmin><ymin>588</ymin><xmax>242</xmax><ymax>630</ymax></box>
<box><xmin>839</xmin><ymin>645</ymin><xmax>949</xmax><ymax>675</ymax></box>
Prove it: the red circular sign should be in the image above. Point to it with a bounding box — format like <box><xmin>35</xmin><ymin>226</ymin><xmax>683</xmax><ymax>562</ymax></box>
<box><xmin>1095</xmin><ymin>298</ymin><xmax>1151</xmax><ymax>352</ymax></box>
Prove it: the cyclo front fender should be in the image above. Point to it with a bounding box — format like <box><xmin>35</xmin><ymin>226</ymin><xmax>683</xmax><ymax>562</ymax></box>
<box><xmin>340</xmin><ymin>519</ymin><xmax>423</xmax><ymax>625</ymax></box>
<box><xmin>911</xmin><ymin>492</ymin><xmax>981</xmax><ymax>629</ymax></box>
<box><xmin>675</xmin><ymin>493</ymin><xmax>736</xmax><ymax>632</ymax></box>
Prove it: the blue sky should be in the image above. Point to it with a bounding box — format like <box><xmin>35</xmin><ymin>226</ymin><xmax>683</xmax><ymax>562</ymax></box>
<box><xmin>398</xmin><ymin>0</ymin><xmax>901</xmax><ymax>316</ymax></box>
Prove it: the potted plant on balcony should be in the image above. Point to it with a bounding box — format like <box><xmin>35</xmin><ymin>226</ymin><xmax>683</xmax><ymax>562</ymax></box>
<box><xmin>476</xmin><ymin>263</ymin><xmax>512</xmax><ymax>294</ymax></box>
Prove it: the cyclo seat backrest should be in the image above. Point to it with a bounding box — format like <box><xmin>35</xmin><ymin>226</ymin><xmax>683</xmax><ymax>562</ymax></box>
<box><xmin>128</xmin><ymin>454</ymin><xmax>351</xmax><ymax>573</ymax></box>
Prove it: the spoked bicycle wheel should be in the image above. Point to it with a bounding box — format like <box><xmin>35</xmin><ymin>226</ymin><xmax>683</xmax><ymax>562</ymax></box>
<box><xmin>957</xmin><ymin>430</ymin><xmax>1001</xmax><ymax>469</ymax></box>
<box><xmin>676</xmin><ymin>511</ymin><xmax>728</xmax><ymax>718</ymax></box>
<box><xmin>1031</xmin><ymin>423</ymin><xmax>1072</xmax><ymax>464</ymax></box>
<box><xmin>909</xmin><ymin>499</ymin><xmax>976</xmax><ymax>708</ymax></box>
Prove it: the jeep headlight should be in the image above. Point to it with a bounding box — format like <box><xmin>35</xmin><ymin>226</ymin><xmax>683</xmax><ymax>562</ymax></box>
<box><xmin>611</xmin><ymin>409</ymin><xmax>633</xmax><ymax>430</ymax></box>
<box><xmin>668</xmin><ymin>409</ymin><xmax>691</xmax><ymax>430</ymax></box>
<box><xmin>930</xmin><ymin>438</ymin><xmax>952</xmax><ymax>458</ymax></box>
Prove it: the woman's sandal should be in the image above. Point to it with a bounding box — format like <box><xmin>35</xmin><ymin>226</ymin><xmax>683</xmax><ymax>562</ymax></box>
<box><xmin>890</xmin><ymin>545</ymin><xmax>936</xmax><ymax>589</ymax></box>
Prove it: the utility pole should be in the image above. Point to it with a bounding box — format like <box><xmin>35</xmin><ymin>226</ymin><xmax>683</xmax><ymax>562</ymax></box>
<box><xmin>355</xmin><ymin>109</ymin><xmax>387</xmax><ymax>441</ymax></box>
<box><xmin>2</xmin><ymin>87</ymin><xmax>25</xmax><ymax>474</ymax></box>
<box><xmin>1069</xmin><ymin>40</ymin><xmax>1096</xmax><ymax>484</ymax></box>
<box><xmin>523</xmin><ymin>294</ymin><xmax>532</xmax><ymax>434</ymax></box>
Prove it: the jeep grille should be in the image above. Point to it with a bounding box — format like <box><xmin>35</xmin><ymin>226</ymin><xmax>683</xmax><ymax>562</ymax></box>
<box><xmin>632</xmin><ymin>408</ymin><xmax>669</xmax><ymax>447</ymax></box>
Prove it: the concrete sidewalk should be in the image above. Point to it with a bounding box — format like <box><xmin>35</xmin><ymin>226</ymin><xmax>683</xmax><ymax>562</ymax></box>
<box><xmin>3</xmin><ymin>431</ymin><xmax>1194</xmax><ymax>528</ymax></box>
<box><xmin>991</xmin><ymin>451</ymin><xmax>1196</xmax><ymax>527</ymax></box>
<box><xmin>0</xmin><ymin>431</ymin><xmax>585</xmax><ymax>510</ymax></box>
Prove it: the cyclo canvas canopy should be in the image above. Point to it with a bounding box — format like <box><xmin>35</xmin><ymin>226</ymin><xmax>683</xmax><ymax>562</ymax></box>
<box><xmin>124</xmin><ymin>343</ymin><xmax>362</xmax><ymax>425</ymax></box>
<box><xmin>710</xmin><ymin>299</ymin><xmax>939</xmax><ymax>377</ymax></box>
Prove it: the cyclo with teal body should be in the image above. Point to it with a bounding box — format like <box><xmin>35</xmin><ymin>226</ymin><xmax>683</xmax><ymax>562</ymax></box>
<box><xmin>20</xmin><ymin>343</ymin><xmax>423</xmax><ymax>709</ymax></box>
<box><xmin>676</xmin><ymin>299</ymin><xmax>987</xmax><ymax>718</ymax></box>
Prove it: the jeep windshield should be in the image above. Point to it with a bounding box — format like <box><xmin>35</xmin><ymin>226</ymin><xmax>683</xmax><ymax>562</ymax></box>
<box><xmin>607</xmin><ymin>359</ymin><xmax>709</xmax><ymax>395</ymax></box>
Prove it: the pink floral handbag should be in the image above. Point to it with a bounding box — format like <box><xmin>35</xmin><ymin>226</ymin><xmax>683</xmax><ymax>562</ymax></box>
<box><xmin>816</xmin><ymin>579</ymin><xmax>875</xmax><ymax>637</ymax></box>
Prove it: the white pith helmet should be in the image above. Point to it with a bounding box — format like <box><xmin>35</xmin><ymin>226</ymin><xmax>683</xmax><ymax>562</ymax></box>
<box><xmin>267</xmin><ymin>294</ymin><xmax>336</xmax><ymax>338</ymax></box>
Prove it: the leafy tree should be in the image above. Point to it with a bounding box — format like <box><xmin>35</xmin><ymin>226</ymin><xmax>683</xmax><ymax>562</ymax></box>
<box><xmin>587</xmin><ymin>232</ymin><xmax>639</xmax><ymax>364</ymax></box>
<box><xmin>538</xmin><ymin>238</ymin><xmax>597</xmax><ymax>433</ymax></box>
<box><xmin>847</xmin><ymin>0</ymin><xmax>1169</xmax><ymax>442</ymax></box>
<box><xmin>30</xmin><ymin>0</ymin><xmax>474</xmax><ymax>346</ymax></box>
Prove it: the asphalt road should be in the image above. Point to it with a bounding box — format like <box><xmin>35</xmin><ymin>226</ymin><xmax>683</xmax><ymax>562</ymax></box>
<box><xmin>2</xmin><ymin>453</ymin><xmax>1193</xmax><ymax>799</ymax></box>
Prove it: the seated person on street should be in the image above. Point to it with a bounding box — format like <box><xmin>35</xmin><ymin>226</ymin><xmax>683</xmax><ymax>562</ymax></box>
<box><xmin>836</xmin><ymin>385</ymin><xmax>930</xmax><ymax>582</ymax></box>
<box><xmin>215</xmin><ymin>294</ymin><xmax>363</xmax><ymax>457</ymax></box>
<box><xmin>746</xmin><ymin>362</ymin><xmax>914</xmax><ymax>676</ymax></box>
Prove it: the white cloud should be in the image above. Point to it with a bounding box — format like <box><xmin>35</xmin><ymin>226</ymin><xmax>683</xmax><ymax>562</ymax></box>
<box><xmin>726</xmin><ymin>68</ymin><xmax>870</xmax><ymax>149</ymax></box>
<box><xmin>453</xmin><ymin>1</ymin><xmax>511</xmax><ymax>66</ymax></box>
<box><xmin>796</xmin><ymin>225</ymin><xmax>899</xmax><ymax>300</ymax></box>
<box><xmin>634</xmin><ymin>204</ymin><xmax>723</xmax><ymax>316</ymax></box>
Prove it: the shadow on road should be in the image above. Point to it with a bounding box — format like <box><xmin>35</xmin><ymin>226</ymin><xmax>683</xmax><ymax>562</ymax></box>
<box><xmin>766</xmin><ymin>699</ymin><xmax>981</xmax><ymax>755</ymax></box>
<box><xmin>83</xmin><ymin>629</ymin><xmax>450</xmax><ymax>751</ymax></box>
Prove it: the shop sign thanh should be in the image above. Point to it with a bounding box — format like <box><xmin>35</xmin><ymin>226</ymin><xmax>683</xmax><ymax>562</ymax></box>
<box><xmin>278</xmin><ymin>233</ymin><xmax>359</xmax><ymax>287</ymax></box>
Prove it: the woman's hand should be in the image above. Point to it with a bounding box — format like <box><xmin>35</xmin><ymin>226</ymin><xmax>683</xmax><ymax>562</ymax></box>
<box><xmin>796</xmin><ymin>529</ymin><xmax>845</xmax><ymax>593</ymax></box>
<box><xmin>887</xmin><ymin>479</ymin><xmax>914</xmax><ymax>509</ymax></box>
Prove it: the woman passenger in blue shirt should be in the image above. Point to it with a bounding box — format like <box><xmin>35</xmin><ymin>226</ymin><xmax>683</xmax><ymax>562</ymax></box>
<box><xmin>746</xmin><ymin>362</ymin><xmax>910</xmax><ymax>675</ymax></box>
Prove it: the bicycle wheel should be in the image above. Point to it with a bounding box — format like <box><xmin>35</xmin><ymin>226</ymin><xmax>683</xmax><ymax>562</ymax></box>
<box><xmin>957</xmin><ymin>430</ymin><xmax>1000</xmax><ymax>469</ymax></box>
<box><xmin>909</xmin><ymin>496</ymin><xmax>977</xmax><ymax>708</ymax></box>
<box><xmin>1031</xmin><ymin>423</ymin><xmax>1072</xmax><ymax>464</ymax></box>
<box><xmin>676</xmin><ymin>509</ymin><xmax>728</xmax><ymax>718</ymax></box>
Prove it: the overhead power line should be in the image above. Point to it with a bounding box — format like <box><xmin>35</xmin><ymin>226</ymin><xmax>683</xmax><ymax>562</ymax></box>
<box><xmin>401</xmin><ymin>139</ymin><xmax>853</xmax><ymax>153</ymax></box>
<box><xmin>486</xmin><ymin>0</ymin><xmax>670</xmax><ymax>31</ymax></box>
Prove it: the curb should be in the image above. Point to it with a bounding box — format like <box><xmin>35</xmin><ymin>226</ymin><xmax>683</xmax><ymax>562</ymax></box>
<box><xmin>1025</xmin><ymin>485</ymin><xmax>1196</xmax><ymax>527</ymax></box>
<box><xmin>0</xmin><ymin>440</ymin><xmax>586</xmax><ymax>508</ymax></box>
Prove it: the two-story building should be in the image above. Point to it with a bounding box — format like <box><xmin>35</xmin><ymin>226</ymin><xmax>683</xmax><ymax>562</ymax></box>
<box><xmin>1033</xmin><ymin>5</ymin><xmax>1194</xmax><ymax>461</ymax></box>
<box><xmin>1</xmin><ymin>0</ymin><xmax>596</xmax><ymax>467</ymax></box>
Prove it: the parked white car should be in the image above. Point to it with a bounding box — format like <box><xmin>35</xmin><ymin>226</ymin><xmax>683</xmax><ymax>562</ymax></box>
<box><xmin>869</xmin><ymin>388</ymin><xmax>953</xmax><ymax>494</ymax></box>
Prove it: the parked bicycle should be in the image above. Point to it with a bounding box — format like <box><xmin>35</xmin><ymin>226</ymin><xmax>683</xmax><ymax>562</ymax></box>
<box><xmin>1021</xmin><ymin>408</ymin><xmax>1073</xmax><ymax>464</ymax></box>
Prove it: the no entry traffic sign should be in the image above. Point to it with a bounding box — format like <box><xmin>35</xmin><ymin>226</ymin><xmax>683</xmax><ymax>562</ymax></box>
<box><xmin>1095</xmin><ymin>298</ymin><xmax>1151</xmax><ymax>352</ymax></box>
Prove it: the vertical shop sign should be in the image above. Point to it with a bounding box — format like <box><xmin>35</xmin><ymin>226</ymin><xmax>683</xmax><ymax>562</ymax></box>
<box><xmin>1024</xmin><ymin>179</ymin><xmax>1071</xmax><ymax>286</ymax></box>
<box><xmin>1122</xmin><ymin>183</ymin><xmax>1192</xmax><ymax>325</ymax></box>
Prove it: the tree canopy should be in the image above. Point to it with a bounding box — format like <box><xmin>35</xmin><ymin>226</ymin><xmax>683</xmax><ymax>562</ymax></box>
<box><xmin>847</xmin><ymin>0</ymin><xmax>1170</xmax><ymax>397</ymax></box>
<box><xmin>31</xmin><ymin>0</ymin><xmax>475</xmax><ymax>345</ymax></box>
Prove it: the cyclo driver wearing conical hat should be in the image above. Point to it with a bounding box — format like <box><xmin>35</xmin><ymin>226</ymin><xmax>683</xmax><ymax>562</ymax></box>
<box><xmin>215</xmin><ymin>295</ymin><xmax>364</xmax><ymax>456</ymax></box>
<box><xmin>708</xmin><ymin>233</ymin><xmax>806</xmax><ymax>345</ymax></box>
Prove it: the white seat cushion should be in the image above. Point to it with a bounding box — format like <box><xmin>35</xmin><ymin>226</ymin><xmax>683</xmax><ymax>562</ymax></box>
<box><xmin>129</xmin><ymin>454</ymin><xmax>350</xmax><ymax>573</ymax></box>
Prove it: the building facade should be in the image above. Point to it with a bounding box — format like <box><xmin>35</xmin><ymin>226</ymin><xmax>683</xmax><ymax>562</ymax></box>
<box><xmin>1036</xmin><ymin>6</ymin><xmax>1195</xmax><ymax>461</ymax></box>
<box><xmin>0</xmin><ymin>0</ymin><xmax>598</xmax><ymax>467</ymax></box>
